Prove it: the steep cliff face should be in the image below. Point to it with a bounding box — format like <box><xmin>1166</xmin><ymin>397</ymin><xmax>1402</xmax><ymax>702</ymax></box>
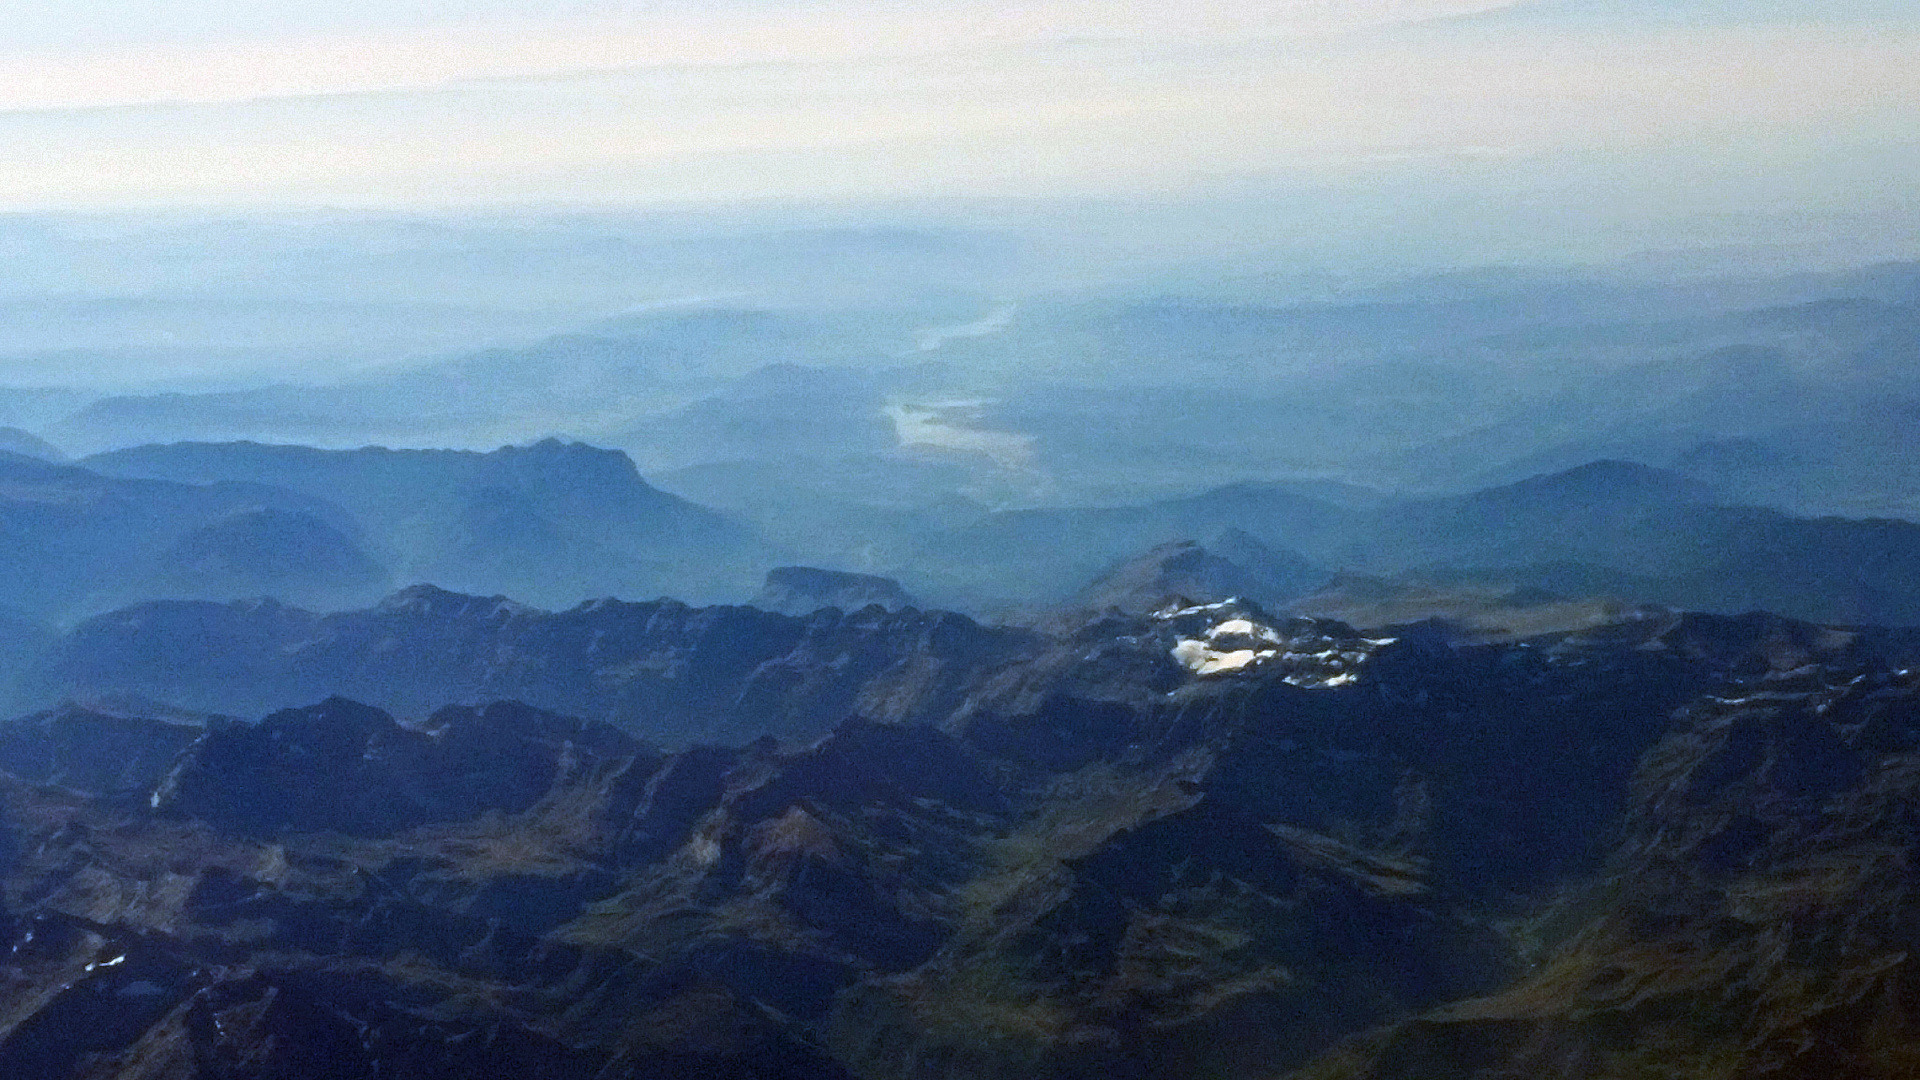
<box><xmin>0</xmin><ymin>605</ymin><xmax>1915</xmax><ymax>1078</ymax></box>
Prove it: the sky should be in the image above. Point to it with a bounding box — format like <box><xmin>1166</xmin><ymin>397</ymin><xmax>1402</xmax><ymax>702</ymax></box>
<box><xmin>0</xmin><ymin>0</ymin><xmax>1911</xmax><ymax>394</ymax></box>
<box><xmin>0</xmin><ymin>0</ymin><xmax>1904</xmax><ymax>294</ymax></box>
<box><xmin>0</xmin><ymin>0</ymin><xmax>1912</xmax><ymax>218</ymax></box>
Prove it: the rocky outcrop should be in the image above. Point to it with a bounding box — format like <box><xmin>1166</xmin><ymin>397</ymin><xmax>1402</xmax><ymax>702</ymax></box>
<box><xmin>752</xmin><ymin>566</ymin><xmax>918</xmax><ymax>616</ymax></box>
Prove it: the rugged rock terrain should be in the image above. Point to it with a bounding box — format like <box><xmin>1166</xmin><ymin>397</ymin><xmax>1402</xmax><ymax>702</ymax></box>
<box><xmin>1295</xmin><ymin>647</ymin><xmax>1920</xmax><ymax>1080</ymax></box>
<box><xmin>25</xmin><ymin>585</ymin><xmax>1034</xmax><ymax>746</ymax></box>
<box><xmin>1</xmin><ymin>599</ymin><xmax>1917</xmax><ymax>1077</ymax></box>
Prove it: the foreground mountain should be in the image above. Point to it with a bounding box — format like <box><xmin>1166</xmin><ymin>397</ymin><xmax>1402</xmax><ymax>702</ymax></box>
<box><xmin>0</xmin><ymin>702</ymin><xmax>203</xmax><ymax>799</ymax></box>
<box><xmin>1298</xmin><ymin>654</ymin><xmax>1920</xmax><ymax>1080</ymax></box>
<box><xmin>22</xmin><ymin>585</ymin><xmax>1031</xmax><ymax>745</ymax></box>
<box><xmin>2</xmin><ymin>597</ymin><xmax>1919</xmax><ymax>1077</ymax></box>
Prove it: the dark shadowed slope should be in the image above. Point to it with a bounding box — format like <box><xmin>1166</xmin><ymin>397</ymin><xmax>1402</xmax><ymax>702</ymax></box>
<box><xmin>1295</xmin><ymin>647</ymin><xmax>1920</xmax><ymax>1080</ymax></box>
<box><xmin>25</xmin><ymin>585</ymin><xmax>1035</xmax><ymax>746</ymax></box>
<box><xmin>3</xmin><ymin>604</ymin><xmax>1920</xmax><ymax>1077</ymax></box>
<box><xmin>0</xmin><ymin>703</ymin><xmax>202</xmax><ymax>799</ymax></box>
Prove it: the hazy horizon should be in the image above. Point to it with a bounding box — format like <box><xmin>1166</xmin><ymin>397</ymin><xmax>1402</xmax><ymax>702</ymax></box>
<box><xmin>1</xmin><ymin>1</ymin><xmax>1914</xmax><ymax>259</ymax></box>
<box><xmin>1</xmin><ymin>0</ymin><xmax>1917</xmax><ymax>540</ymax></box>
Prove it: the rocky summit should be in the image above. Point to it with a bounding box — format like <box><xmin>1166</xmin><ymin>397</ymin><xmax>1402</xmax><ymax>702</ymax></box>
<box><xmin>0</xmin><ymin>600</ymin><xmax>1917</xmax><ymax>1078</ymax></box>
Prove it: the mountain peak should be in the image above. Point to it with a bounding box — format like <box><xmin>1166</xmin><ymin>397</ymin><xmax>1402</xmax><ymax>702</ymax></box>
<box><xmin>1074</xmin><ymin>536</ymin><xmax>1327</xmax><ymax>616</ymax></box>
<box><xmin>1490</xmin><ymin>459</ymin><xmax>1716</xmax><ymax>507</ymax></box>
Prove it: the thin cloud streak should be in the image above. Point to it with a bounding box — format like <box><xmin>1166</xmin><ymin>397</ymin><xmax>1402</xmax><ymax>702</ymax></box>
<box><xmin>0</xmin><ymin>1</ymin><xmax>1507</xmax><ymax>113</ymax></box>
<box><xmin>0</xmin><ymin>3</ymin><xmax>1911</xmax><ymax>215</ymax></box>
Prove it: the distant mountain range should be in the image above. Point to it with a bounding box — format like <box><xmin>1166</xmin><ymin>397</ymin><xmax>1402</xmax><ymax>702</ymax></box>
<box><xmin>83</xmin><ymin>438</ymin><xmax>772</xmax><ymax>610</ymax></box>
<box><xmin>0</xmin><ymin>437</ymin><xmax>788</xmax><ymax>631</ymax></box>
<box><xmin>0</xmin><ymin>450</ymin><xmax>382</xmax><ymax>620</ymax></box>
<box><xmin>12</xmin><ymin>261</ymin><xmax>1920</xmax><ymax>545</ymax></box>
<box><xmin>0</xmin><ymin>426</ymin><xmax>63</xmax><ymax>461</ymax></box>
<box><xmin>9</xmin><ymin>437</ymin><xmax>1920</xmax><ymax>634</ymax></box>
<box><xmin>907</xmin><ymin>460</ymin><xmax>1920</xmax><ymax>626</ymax></box>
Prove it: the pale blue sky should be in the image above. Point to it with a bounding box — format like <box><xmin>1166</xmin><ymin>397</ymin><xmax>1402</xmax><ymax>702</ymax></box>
<box><xmin>0</xmin><ymin>0</ymin><xmax>1913</xmax><ymax>221</ymax></box>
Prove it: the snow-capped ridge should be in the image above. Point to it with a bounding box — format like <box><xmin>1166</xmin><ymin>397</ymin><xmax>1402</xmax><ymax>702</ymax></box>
<box><xmin>1154</xmin><ymin>598</ymin><xmax>1382</xmax><ymax>686</ymax></box>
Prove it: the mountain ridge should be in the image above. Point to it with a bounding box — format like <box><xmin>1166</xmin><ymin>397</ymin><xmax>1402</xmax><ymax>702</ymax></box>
<box><xmin>1</xmin><ymin>599</ymin><xmax>1917</xmax><ymax>1076</ymax></box>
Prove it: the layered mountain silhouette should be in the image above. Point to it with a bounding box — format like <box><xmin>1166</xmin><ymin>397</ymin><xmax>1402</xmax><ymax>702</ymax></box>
<box><xmin>83</xmin><ymin>437</ymin><xmax>772</xmax><ymax>608</ymax></box>
<box><xmin>0</xmin><ymin>426</ymin><xmax>64</xmax><ymax>462</ymax></box>
<box><xmin>912</xmin><ymin>460</ymin><xmax>1920</xmax><ymax>625</ymax></box>
<box><xmin>15</xmin><ymin>439</ymin><xmax>1920</xmax><ymax>630</ymax></box>
<box><xmin>0</xmin><ymin>451</ymin><xmax>381</xmax><ymax>619</ymax></box>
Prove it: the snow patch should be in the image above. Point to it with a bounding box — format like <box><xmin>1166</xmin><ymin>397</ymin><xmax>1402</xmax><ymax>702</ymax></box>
<box><xmin>1205</xmin><ymin>618</ymin><xmax>1286</xmax><ymax>645</ymax></box>
<box><xmin>1173</xmin><ymin>638</ymin><xmax>1277</xmax><ymax>676</ymax></box>
<box><xmin>1157</xmin><ymin>598</ymin><xmax>1242</xmax><ymax>619</ymax></box>
<box><xmin>1160</xmin><ymin>604</ymin><xmax>1378</xmax><ymax>687</ymax></box>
